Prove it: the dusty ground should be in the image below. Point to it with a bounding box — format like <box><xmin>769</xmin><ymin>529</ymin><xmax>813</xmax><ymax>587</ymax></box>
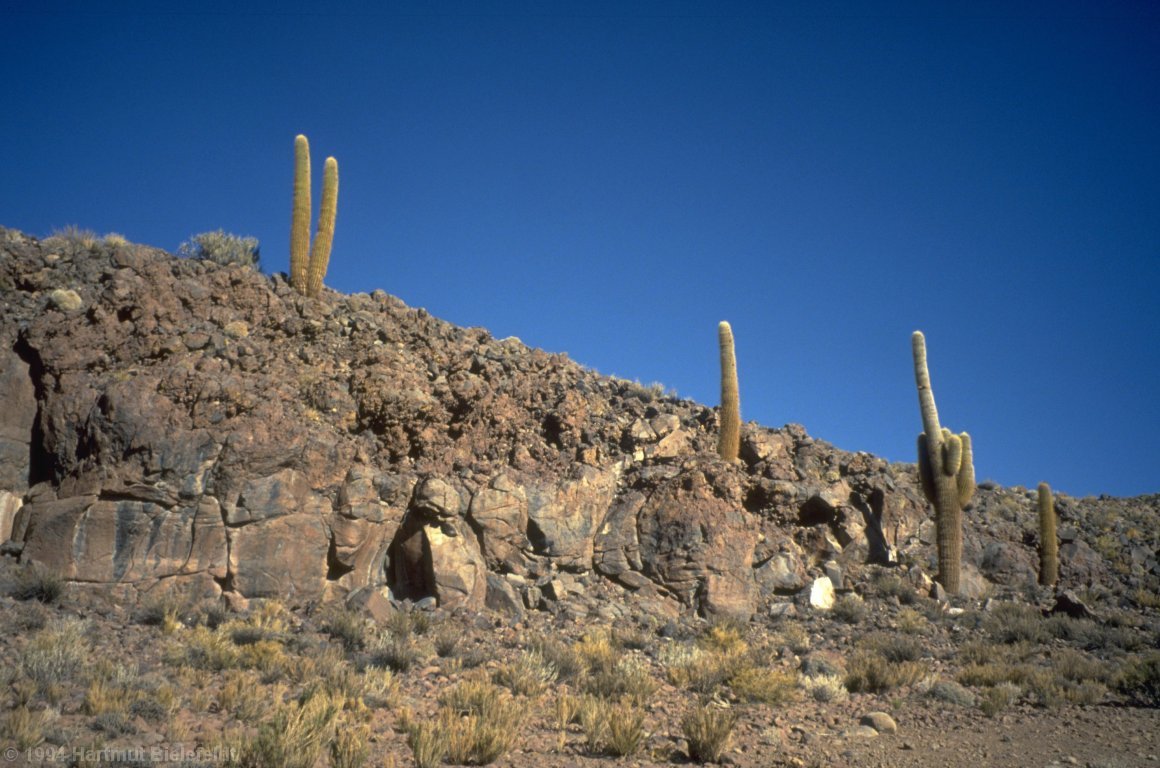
<box><xmin>1</xmin><ymin>560</ymin><xmax>1157</xmax><ymax>768</ymax></box>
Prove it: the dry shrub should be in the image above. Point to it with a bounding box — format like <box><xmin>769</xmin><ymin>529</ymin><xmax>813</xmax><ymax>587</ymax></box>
<box><xmin>682</xmin><ymin>703</ymin><xmax>736</xmax><ymax>763</ymax></box>
<box><xmin>730</xmin><ymin>666</ymin><xmax>799</xmax><ymax>705</ymax></box>
<box><xmin>845</xmin><ymin>651</ymin><xmax>928</xmax><ymax>693</ymax></box>
<box><xmin>493</xmin><ymin>649</ymin><xmax>557</xmax><ymax>697</ymax></box>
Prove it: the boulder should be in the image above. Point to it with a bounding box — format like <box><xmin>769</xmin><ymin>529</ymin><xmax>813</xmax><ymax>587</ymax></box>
<box><xmin>468</xmin><ymin>474</ymin><xmax>530</xmax><ymax>570</ymax></box>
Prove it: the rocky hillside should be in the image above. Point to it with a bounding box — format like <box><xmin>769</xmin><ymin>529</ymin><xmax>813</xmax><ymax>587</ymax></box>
<box><xmin>1</xmin><ymin>226</ymin><xmax>1156</xmax><ymax>619</ymax></box>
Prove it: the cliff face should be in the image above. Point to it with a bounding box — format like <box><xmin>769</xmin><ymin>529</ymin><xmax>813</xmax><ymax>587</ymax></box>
<box><xmin>0</xmin><ymin>227</ymin><xmax>1153</xmax><ymax>617</ymax></box>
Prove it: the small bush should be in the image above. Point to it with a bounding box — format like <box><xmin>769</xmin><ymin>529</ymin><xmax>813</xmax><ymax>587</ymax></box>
<box><xmin>20</xmin><ymin>617</ymin><xmax>89</xmax><ymax>698</ymax></box>
<box><xmin>845</xmin><ymin>651</ymin><xmax>928</xmax><ymax>693</ymax></box>
<box><xmin>174</xmin><ymin>626</ymin><xmax>239</xmax><ymax>671</ymax></box>
<box><xmin>896</xmin><ymin>607</ymin><xmax>929</xmax><ymax>634</ymax></box>
<box><xmin>985</xmin><ymin>602</ymin><xmax>1046</xmax><ymax>644</ymax></box>
<box><xmin>1113</xmin><ymin>652</ymin><xmax>1160</xmax><ymax>707</ymax></box>
<box><xmin>773</xmin><ymin>623</ymin><xmax>811</xmax><ymax>654</ymax></box>
<box><xmin>729</xmin><ymin>666</ymin><xmax>799</xmax><ymax>705</ymax></box>
<box><xmin>832</xmin><ymin>594</ymin><xmax>869</xmax><ymax>624</ymax></box>
<box><xmin>606</xmin><ymin>699</ymin><xmax>648</xmax><ymax>757</ymax></box>
<box><xmin>217</xmin><ymin>670</ymin><xmax>276</xmax><ymax>723</ymax></box>
<box><xmin>369</xmin><ymin>633</ymin><xmax>425</xmax><ymax>672</ymax></box>
<box><xmin>528</xmin><ymin>635</ymin><xmax>584</xmax><ymax>681</ymax></box>
<box><xmin>801</xmin><ymin>673</ymin><xmax>848</xmax><ymax>703</ymax></box>
<box><xmin>329</xmin><ymin>717</ymin><xmax>371</xmax><ymax>768</ymax></box>
<box><xmin>681</xmin><ymin>703</ymin><xmax>736</xmax><ymax>763</ymax></box>
<box><xmin>407</xmin><ymin>719</ymin><xmax>444</xmax><ymax>768</ymax></box>
<box><xmin>583</xmin><ymin>655</ymin><xmax>658</xmax><ymax>704</ymax></box>
<box><xmin>493</xmin><ymin>649</ymin><xmax>557</xmax><ymax>697</ymax></box>
<box><xmin>229</xmin><ymin>691</ymin><xmax>341</xmax><ymax>768</ymax></box>
<box><xmin>2</xmin><ymin>705</ymin><xmax>51</xmax><ymax>750</ymax></box>
<box><xmin>178</xmin><ymin>230</ymin><xmax>260</xmax><ymax>269</ymax></box>
<box><xmin>862</xmin><ymin>632</ymin><xmax>924</xmax><ymax>663</ymax></box>
<box><xmin>927</xmin><ymin>680</ymin><xmax>976</xmax><ymax>707</ymax></box>
<box><xmin>137</xmin><ymin>595</ymin><xmax>185</xmax><ymax>633</ymax></box>
<box><xmin>9</xmin><ymin>564</ymin><xmax>65</xmax><ymax>603</ymax></box>
<box><xmin>980</xmin><ymin>682</ymin><xmax>1021</xmax><ymax>717</ymax></box>
<box><xmin>91</xmin><ymin>710</ymin><xmax>136</xmax><ymax>735</ymax></box>
<box><xmin>434</xmin><ymin>625</ymin><xmax>461</xmax><ymax>657</ymax></box>
<box><xmin>435</xmin><ymin>685</ymin><xmax>526</xmax><ymax>765</ymax></box>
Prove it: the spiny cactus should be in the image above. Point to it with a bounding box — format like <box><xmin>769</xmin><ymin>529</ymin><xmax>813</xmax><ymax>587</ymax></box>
<box><xmin>305</xmin><ymin>156</ymin><xmax>338</xmax><ymax>298</ymax></box>
<box><xmin>1038</xmin><ymin>482</ymin><xmax>1058</xmax><ymax>586</ymax></box>
<box><xmin>289</xmin><ymin>134</ymin><xmax>339</xmax><ymax>298</ymax></box>
<box><xmin>290</xmin><ymin>135</ymin><xmax>311</xmax><ymax>293</ymax></box>
<box><xmin>912</xmin><ymin>331</ymin><xmax>975</xmax><ymax>594</ymax></box>
<box><xmin>717</xmin><ymin>321</ymin><xmax>741</xmax><ymax>462</ymax></box>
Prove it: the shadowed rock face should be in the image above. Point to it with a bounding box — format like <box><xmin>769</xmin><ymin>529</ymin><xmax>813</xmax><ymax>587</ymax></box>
<box><xmin>0</xmin><ymin>227</ymin><xmax>1145</xmax><ymax>616</ymax></box>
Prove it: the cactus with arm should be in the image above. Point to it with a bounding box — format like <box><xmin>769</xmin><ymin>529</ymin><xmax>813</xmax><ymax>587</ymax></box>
<box><xmin>912</xmin><ymin>331</ymin><xmax>975</xmax><ymax>594</ymax></box>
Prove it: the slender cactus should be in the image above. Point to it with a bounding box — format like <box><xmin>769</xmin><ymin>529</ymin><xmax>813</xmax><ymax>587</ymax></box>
<box><xmin>289</xmin><ymin>135</ymin><xmax>339</xmax><ymax>297</ymax></box>
<box><xmin>290</xmin><ymin>135</ymin><xmax>311</xmax><ymax>293</ymax></box>
<box><xmin>1038</xmin><ymin>482</ymin><xmax>1058</xmax><ymax>586</ymax></box>
<box><xmin>305</xmin><ymin>156</ymin><xmax>338</xmax><ymax>298</ymax></box>
<box><xmin>912</xmin><ymin>331</ymin><xmax>975</xmax><ymax>594</ymax></box>
<box><xmin>717</xmin><ymin>321</ymin><xmax>741</xmax><ymax>461</ymax></box>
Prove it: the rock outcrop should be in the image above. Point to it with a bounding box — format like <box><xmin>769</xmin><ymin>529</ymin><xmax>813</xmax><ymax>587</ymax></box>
<box><xmin>0</xmin><ymin>227</ymin><xmax>1152</xmax><ymax>618</ymax></box>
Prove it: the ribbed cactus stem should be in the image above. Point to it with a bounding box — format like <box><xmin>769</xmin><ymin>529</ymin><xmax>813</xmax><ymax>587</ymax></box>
<box><xmin>1038</xmin><ymin>482</ymin><xmax>1058</xmax><ymax>586</ymax></box>
<box><xmin>957</xmin><ymin>433</ymin><xmax>975</xmax><ymax>507</ymax></box>
<box><xmin>912</xmin><ymin>331</ymin><xmax>974</xmax><ymax>595</ymax></box>
<box><xmin>305</xmin><ymin>156</ymin><xmax>338</xmax><ymax>298</ymax></box>
<box><xmin>717</xmin><ymin>321</ymin><xmax>741</xmax><ymax>462</ymax></box>
<box><xmin>290</xmin><ymin>135</ymin><xmax>311</xmax><ymax>294</ymax></box>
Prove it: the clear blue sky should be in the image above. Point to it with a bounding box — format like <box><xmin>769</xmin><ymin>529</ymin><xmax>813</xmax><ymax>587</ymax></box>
<box><xmin>3</xmin><ymin>1</ymin><xmax>1158</xmax><ymax>497</ymax></box>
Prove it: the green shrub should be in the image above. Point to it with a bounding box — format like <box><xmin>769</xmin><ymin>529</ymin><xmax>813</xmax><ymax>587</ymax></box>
<box><xmin>178</xmin><ymin>230</ymin><xmax>260</xmax><ymax>269</ymax></box>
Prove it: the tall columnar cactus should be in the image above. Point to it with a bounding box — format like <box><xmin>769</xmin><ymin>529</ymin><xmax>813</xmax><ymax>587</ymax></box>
<box><xmin>912</xmin><ymin>331</ymin><xmax>975</xmax><ymax>594</ymax></box>
<box><xmin>1038</xmin><ymin>482</ymin><xmax>1058</xmax><ymax>586</ymax></box>
<box><xmin>290</xmin><ymin>135</ymin><xmax>311</xmax><ymax>293</ymax></box>
<box><xmin>289</xmin><ymin>134</ymin><xmax>339</xmax><ymax>298</ymax></box>
<box><xmin>717</xmin><ymin>321</ymin><xmax>741</xmax><ymax>462</ymax></box>
<box><xmin>305</xmin><ymin>156</ymin><xmax>338</xmax><ymax>298</ymax></box>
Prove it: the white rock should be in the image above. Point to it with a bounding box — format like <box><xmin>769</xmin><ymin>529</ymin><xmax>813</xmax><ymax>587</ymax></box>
<box><xmin>809</xmin><ymin>575</ymin><xmax>835</xmax><ymax>611</ymax></box>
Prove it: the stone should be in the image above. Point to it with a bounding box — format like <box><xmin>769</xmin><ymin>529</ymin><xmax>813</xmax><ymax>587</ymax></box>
<box><xmin>47</xmin><ymin>288</ymin><xmax>83</xmax><ymax>311</ymax></box>
<box><xmin>525</xmin><ymin>465</ymin><xmax>617</xmax><ymax>570</ymax></box>
<box><xmin>859</xmin><ymin>712</ymin><xmax>898</xmax><ymax>734</ymax></box>
<box><xmin>347</xmin><ymin>586</ymin><xmax>395</xmax><ymax>623</ymax></box>
<box><xmin>1051</xmin><ymin>590</ymin><xmax>1097</xmax><ymax>619</ymax></box>
<box><xmin>0</xmin><ymin>491</ymin><xmax>22</xmax><ymax>543</ymax></box>
<box><xmin>425</xmin><ymin>520</ymin><xmax>488</xmax><ymax>609</ymax></box>
<box><xmin>484</xmin><ymin>573</ymin><xmax>524</xmax><ymax>616</ymax></box>
<box><xmin>468</xmin><ymin>474</ymin><xmax>529</xmax><ymax>569</ymax></box>
<box><xmin>823</xmin><ymin>560</ymin><xmax>843</xmax><ymax>590</ymax></box>
<box><xmin>413</xmin><ymin>477</ymin><xmax>462</xmax><ymax>520</ymax></box>
<box><xmin>755</xmin><ymin>551</ymin><xmax>806</xmax><ymax>594</ymax></box>
<box><xmin>228</xmin><ymin>513</ymin><xmax>329</xmax><ymax>601</ymax></box>
<box><xmin>808</xmin><ymin>576</ymin><xmax>835</xmax><ymax>611</ymax></box>
<box><xmin>634</xmin><ymin>463</ymin><xmax>758</xmax><ymax>620</ymax></box>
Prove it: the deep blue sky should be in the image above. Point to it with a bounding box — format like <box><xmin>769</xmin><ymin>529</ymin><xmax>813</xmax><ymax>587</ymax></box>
<box><xmin>3</xmin><ymin>1</ymin><xmax>1158</xmax><ymax>497</ymax></box>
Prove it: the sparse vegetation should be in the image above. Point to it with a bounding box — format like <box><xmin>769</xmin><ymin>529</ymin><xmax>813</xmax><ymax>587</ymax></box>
<box><xmin>682</xmin><ymin>703</ymin><xmax>736</xmax><ymax>763</ymax></box>
<box><xmin>178</xmin><ymin>229</ymin><xmax>260</xmax><ymax>268</ymax></box>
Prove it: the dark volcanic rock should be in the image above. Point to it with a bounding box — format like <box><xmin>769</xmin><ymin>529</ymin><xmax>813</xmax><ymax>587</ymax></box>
<box><xmin>0</xmin><ymin>226</ymin><xmax>1155</xmax><ymax>615</ymax></box>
